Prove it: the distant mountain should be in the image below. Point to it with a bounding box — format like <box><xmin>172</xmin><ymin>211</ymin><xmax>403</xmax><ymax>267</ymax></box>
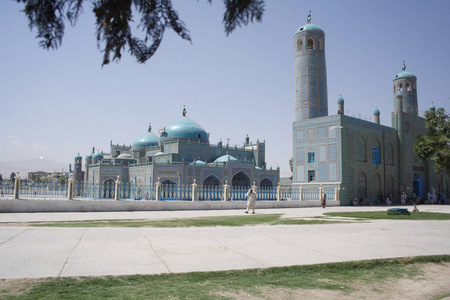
<box><xmin>0</xmin><ymin>158</ymin><xmax>69</xmax><ymax>179</ymax></box>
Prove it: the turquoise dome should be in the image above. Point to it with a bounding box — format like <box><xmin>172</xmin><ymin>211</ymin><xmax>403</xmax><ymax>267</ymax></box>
<box><xmin>394</xmin><ymin>71</ymin><xmax>416</xmax><ymax>80</ymax></box>
<box><xmin>429</xmin><ymin>104</ymin><xmax>436</xmax><ymax>109</ymax></box>
<box><xmin>374</xmin><ymin>108</ymin><xmax>380</xmax><ymax>115</ymax></box>
<box><xmin>337</xmin><ymin>96</ymin><xmax>344</xmax><ymax>103</ymax></box>
<box><xmin>162</xmin><ymin>116</ymin><xmax>209</xmax><ymax>143</ymax></box>
<box><xmin>214</xmin><ymin>155</ymin><xmax>237</xmax><ymax>163</ymax></box>
<box><xmin>93</xmin><ymin>152</ymin><xmax>103</xmax><ymax>159</ymax></box>
<box><xmin>295</xmin><ymin>24</ymin><xmax>324</xmax><ymax>34</ymax></box>
<box><xmin>132</xmin><ymin>132</ymin><xmax>159</xmax><ymax>149</ymax></box>
<box><xmin>75</xmin><ymin>154</ymin><xmax>82</xmax><ymax>159</ymax></box>
<box><xmin>396</xmin><ymin>91</ymin><xmax>403</xmax><ymax>97</ymax></box>
<box><xmin>86</xmin><ymin>153</ymin><xmax>92</xmax><ymax>158</ymax></box>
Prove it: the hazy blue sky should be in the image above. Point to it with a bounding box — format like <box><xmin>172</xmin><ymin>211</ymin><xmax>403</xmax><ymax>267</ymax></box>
<box><xmin>1</xmin><ymin>0</ymin><xmax>449</xmax><ymax>177</ymax></box>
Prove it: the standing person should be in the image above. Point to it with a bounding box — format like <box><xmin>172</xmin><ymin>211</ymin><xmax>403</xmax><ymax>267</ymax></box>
<box><xmin>320</xmin><ymin>192</ymin><xmax>326</xmax><ymax>208</ymax></box>
<box><xmin>401</xmin><ymin>192</ymin><xmax>407</xmax><ymax>205</ymax></box>
<box><xmin>245</xmin><ymin>188</ymin><xmax>257</xmax><ymax>214</ymax></box>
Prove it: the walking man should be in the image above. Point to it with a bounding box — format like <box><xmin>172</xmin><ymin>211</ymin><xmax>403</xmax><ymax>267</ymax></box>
<box><xmin>245</xmin><ymin>188</ymin><xmax>257</xmax><ymax>214</ymax></box>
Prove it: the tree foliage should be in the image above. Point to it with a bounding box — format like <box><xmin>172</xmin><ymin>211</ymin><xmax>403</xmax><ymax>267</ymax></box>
<box><xmin>16</xmin><ymin>0</ymin><xmax>265</xmax><ymax>65</ymax></box>
<box><xmin>414</xmin><ymin>107</ymin><xmax>450</xmax><ymax>173</ymax></box>
<box><xmin>10</xmin><ymin>172</ymin><xmax>16</xmax><ymax>181</ymax></box>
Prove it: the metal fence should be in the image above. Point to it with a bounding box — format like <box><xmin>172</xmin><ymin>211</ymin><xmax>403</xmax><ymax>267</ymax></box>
<box><xmin>1</xmin><ymin>180</ymin><xmax>337</xmax><ymax>202</ymax></box>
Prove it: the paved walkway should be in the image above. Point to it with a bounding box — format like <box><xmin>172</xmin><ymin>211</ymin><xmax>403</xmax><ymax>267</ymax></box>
<box><xmin>0</xmin><ymin>205</ymin><xmax>449</xmax><ymax>279</ymax></box>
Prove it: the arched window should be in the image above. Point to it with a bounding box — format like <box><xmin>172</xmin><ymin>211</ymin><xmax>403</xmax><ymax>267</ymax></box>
<box><xmin>358</xmin><ymin>172</ymin><xmax>367</xmax><ymax>199</ymax></box>
<box><xmin>357</xmin><ymin>136</ymin><xmax>367</xmax><ymax>162</ymax></box>
<box><xmin>203</xmin><ymin>175</ymin><xmax>220</xmax><ymax>187</ymax></box>
<box><xmin>232</xmin><ymin>171</ymin><xmax>250</xmax><ymax>187</ymax></box>
<box><xmin>297</xmin><ymin>39</ymin><xmax>303</xmax><ymax>51</ymax></box>
<box><xmin>260</xmin><ymin>178</ymin><xmax>273</xmax><ymax>188</ymax></box>
<box><xmin>399</xmin><ymin>83</ymin><xmax>403</xmax><ymax>92</ymax></box>
<box><xmin>406</xmin><ymin>82</ymin><xmax>411</xmax><ymax>91</ymax></box>
<box><xmin>307</xmin><ymin>38</ymin><xmax>314</xmax><ymax>50</ymax></box>
<box><xmin>372</xmin><ymin>140</ymin><xmax>381</xmax><ymax>165</ymax></box>
<box><xmin>318</xmin><ymin>38</ymin><xmax>323</xmax><ymax>50</ymax></box>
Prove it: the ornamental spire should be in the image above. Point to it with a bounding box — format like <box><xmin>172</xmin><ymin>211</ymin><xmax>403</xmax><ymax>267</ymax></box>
<box><xmin>148</xmin><ymin>122</ymin><xmax>152</xmax><ymax>132</ymax></box>
<box><xmin>182</xmin><ymin>105</ymin><xmax>186</xmax><ymax>117</ymax></box>
<box><xmin>307</xmin><ymin>10</ymin><xmax>311</xmax><ymax>24</ymax></box>
<box><xmin>402</xmin><ymin>60</ymin><xmax>406</xmax><ymax>71</ymax></box>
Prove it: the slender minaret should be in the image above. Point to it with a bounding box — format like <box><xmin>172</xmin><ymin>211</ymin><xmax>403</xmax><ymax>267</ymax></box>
<box><xmin>294</xmin><ymin>11</ymin><xmax>328</xmax><ymax>121</ymax></box>
<box><xmin>393</xmin><ymin>61</ymin><xmax>418</xmax><ymax>115</ymax></box>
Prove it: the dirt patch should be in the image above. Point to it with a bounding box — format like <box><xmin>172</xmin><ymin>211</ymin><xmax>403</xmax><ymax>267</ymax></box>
<box><xmin>0</xmin><ymin>278</ymin><xmax>45</xmax><ymax>297</ymax></box>
<box><xmin>214</xmin><ymin>263</ymin><xmax>450</xmax><ymax>300</ymax></box>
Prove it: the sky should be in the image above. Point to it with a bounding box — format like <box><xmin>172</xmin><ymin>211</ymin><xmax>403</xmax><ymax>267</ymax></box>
<box><xmin>0</xmin><ymin>0</ymin><xmax>449</xmax><ymax>178</ymax></box>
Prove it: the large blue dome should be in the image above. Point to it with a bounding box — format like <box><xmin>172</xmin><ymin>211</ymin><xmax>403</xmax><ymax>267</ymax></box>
<box><xmin>162</xmin><ymin>116</ymin><xmax>209</xmax><ymax>143</ymax></box>
<box><xmin>132</xmin><ymin>132</ymin><xmax>159</xmax><ymax>149</ymax></box>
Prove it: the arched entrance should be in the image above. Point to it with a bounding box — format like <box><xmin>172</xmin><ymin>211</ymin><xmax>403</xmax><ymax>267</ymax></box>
<box><xmin>413</xmin><ymin>173</ymin><xmax>423</xmax><ymax>198</ymax></box>
<box><xmin>372</xmin><ymin>173</ymin><xmax>381</xmax><ymax>199</ymax></box>
<box><xmin>203</xmin><ymin>175</ymin><xmax>220</xmax><ymax>187</ymax></box>
<box><xmin>103</xmin><ymin>178</ymin><xmax>115</xmax><ymax>198</ymax></box>
<box><xmin>161</xmin><ymin>180</ymin><xmax>176</xmax><ymax>200</ymax></box>
<box><xmin>232</xmin><ymin>171</ymin><xmax>250</xmax><ymax>187</ymax></box>
<box><xmin>357</xmin><ymin>172</ymin><xmax>367</xmax><ymax>200</ymax></box>
<box><xmin>260</xmin><ymin>178</ymin><xmax>273</xmax><ymax>188</ymax></box>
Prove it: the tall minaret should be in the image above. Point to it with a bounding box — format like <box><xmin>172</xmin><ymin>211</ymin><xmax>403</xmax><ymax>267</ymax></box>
<box><xmin>294</xmin><ymin>11</ymin><xmax>328</xmax><ymax>121</ymax></box>
<box><xmin>393</xmin><ymin>61</ymin><xmax>418</xmax><ymax>115</ymax></box>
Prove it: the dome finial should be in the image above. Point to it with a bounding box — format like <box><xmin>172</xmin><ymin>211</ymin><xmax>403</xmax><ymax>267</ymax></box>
<box><xmin>402</xmin><ymin>60</ymin><xmax>406</xmax><ymax>71</ymax></box>
<box><xmin>182</xmin><ymin>105</ymin><xmax>186</xmax><ymax>117</ymax></box>
<box><xmin>307</xmin><ymin>10</ymin><xmax>311</xmax><ymax>24</ymax></box>
<box><xmin>148</xmin><ymin>122</ymin><xmax>152</xmax><ymax>132</ymax></box>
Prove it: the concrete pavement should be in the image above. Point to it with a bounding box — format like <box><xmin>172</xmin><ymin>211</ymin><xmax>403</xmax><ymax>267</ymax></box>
<box><xmin>0</xmin><ymin>205</ymin><xmax>449</xmax><ymax>279</ymax></box>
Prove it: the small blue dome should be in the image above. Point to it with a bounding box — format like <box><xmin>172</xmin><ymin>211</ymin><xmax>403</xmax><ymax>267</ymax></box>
<box><xmin>75</xmin><ymin>154</ymin><xmax>82</xmax><ymax>159</ymax></box>
<box><xmin>86</xmin><ymin>153</ymin><xmax>93</xmax><ymax>159</ymax></box>
<box><xmin>162</xmin><ymin>116</ymin><xmax>209</xmax><ymax>143</ymax></box>
<box><xmin>374</xmin><ymin>108</ymin><xmax>380</xmax><ymax>115</ymax></box>
<box><xmin>394</xmin><ymin>71</ymin><xmax>416</xmax><ymax>80</ymax></box>
<box><xmin>337</xmin><ymin>96</ymin><xmax>344</xmax><ymax>103</ymax></box>
<box><xmin>295</xmin><ymin>24</ymin><xmax>324</xmax><ymax>34</ymax></box>
<box><xmin>117</xmin><ymin>153</ymin><xmax>132</xmax><ymax>159</ymax></box>
<box><xmin>396</xmin><ymin>91</ymin><xmax>404</xmax><ymax>97</ymax></box>
<box><xmin>214</xmin><ymin>155</ymin><xmax>237</xmax><ymax>163</ymax></box>
<box><xmin>429</xmin><ymin>104</ymin><xmax>436</xmax><ymax>109</ymax></box>
<box><xmin>190</xmin><ymin>160</ymin><xmax>206</xmax><ymax>165</ymax></box>
<box><xmin>93</xmin><ymin>152</ymin><xmax>103</xmax><ymax>159</ymax></box>
<box><xmin>132</xmin><ymin>132</ymin><xmax>159</xmax><ymax>149</ymax></box>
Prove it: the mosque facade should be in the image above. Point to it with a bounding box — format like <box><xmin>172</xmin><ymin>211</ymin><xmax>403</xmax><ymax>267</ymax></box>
<box><xmin>74</xmin><ymin>109</ymin><xmax>279</xmax><ymax>193</ymax></box>
<box><xmin>292</xmin><ymin>15</ymin><xmax>449</xmax><ymax>205</ymax></box>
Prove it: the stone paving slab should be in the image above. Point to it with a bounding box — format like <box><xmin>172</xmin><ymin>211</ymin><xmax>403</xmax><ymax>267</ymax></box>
<box><xmin>0</xmin><ymin>206</ymin><xmax>449</xmax><ymax>279</ymax></box>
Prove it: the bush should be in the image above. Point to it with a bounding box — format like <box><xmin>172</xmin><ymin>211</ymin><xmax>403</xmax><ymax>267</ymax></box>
<box><xmin>387</xmin><ymin>208</ymin><xmax>410</xmax><ymax>216</ymax></box>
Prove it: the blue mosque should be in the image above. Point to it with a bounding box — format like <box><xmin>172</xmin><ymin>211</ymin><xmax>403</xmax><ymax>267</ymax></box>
<box><xmin>72</xmin><ymin>13</ymin><xmax>449</xmax><ymax>204</ymax></box>
<box><xmin>73</xmin><ymin>107</ymin><xmax>279</xmax><ymax>191</ymax></box>
<box><xmin>292</xmin><ymin>13</ymin><xmax>449</xmax><ymax>205</ymax></box>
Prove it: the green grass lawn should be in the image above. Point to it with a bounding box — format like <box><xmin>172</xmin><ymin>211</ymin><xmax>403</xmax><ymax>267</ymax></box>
<box><xmin>2</xmin><ymin>256</ymin><xmax>449</xmax><ymax>299</ymax></box>
<box><xmin>324</xmin><ymin>211</ymin><xmax>450</xmax><ymax>220</ymax></box>
<box><xmin>29</xmin><ymin>214</ymin><xmax>347</xmax><ymax>228</ymax></box>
